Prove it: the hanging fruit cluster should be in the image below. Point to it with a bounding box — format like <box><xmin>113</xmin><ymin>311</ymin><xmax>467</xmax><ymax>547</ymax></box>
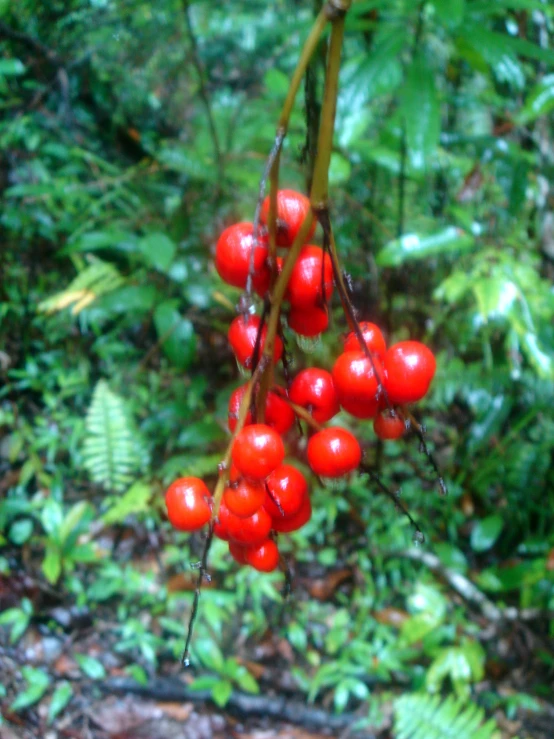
<box><xmin>164</xmin><ymin>190</ymin><xmax>437</xmax><ymax>573</ymax></box>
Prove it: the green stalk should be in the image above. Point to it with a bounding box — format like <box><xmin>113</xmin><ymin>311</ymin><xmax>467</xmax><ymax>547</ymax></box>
<box><xmin>267</xmin><ymin>7</ymin><xmax>329</xmax><ymax>262</ymax></box>
<box><xmin>310</xmin><ymin>11</ymin><xmax>347</xmax><ymax>206</ymax></box>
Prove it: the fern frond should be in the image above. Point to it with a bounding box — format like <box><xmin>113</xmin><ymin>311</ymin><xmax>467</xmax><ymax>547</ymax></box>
<box><xmin>83</xmin><ymin>380</ymin><xmax>141</xmax><ymax>492</ymax></box>
<box><xmin>394</xmin><ymin>693</ymin><xmax>501</xmax><ymax>739</ymax></box>
<box><xmin>38</xmin><ymin>258</ymin><xmax>124</xmax><ymax>315</ymax></box>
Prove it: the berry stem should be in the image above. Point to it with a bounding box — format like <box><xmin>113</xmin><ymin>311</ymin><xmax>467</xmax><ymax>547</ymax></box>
<box><xmin>322</xmin><ymin>215</ymin><xmax>394</xmax><ymax>415</ymax></box>
<box><xmin>181</xmin><ymin>522</ymin><xmax>214</xmax><ymax>666</ymax></box>
<box><xmin>359</xmin><ymin>463</ymin><xmax>424</xmax><ymax>540</ymax></box>
<box><xmin>402</xmin><ymin>408</ymin><xmax>448</xmax><ymax>496</ymax></box>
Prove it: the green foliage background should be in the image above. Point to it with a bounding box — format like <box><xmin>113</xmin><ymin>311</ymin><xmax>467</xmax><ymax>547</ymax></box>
<box><xmin>1</xmin><ymin>0</ymin><xmax>553</xmax><ymax>735</ymax></box>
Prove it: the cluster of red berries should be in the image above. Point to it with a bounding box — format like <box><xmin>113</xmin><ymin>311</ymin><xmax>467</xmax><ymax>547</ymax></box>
<box><xmin>164</xmin><ymin>190</ymin><xmax>437</xmax><ymax>574</ymax></box>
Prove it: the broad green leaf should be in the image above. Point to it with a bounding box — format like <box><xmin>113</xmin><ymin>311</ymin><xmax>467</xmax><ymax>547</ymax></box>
<box><xmin>41</xmin><ymin>499</ymin><xmax>63</xmax><ymax>539</ymax></box>
<box><xmin>9</xmin><ymin>518</ymin><xmax>34</xmax><ymax>545</ymax></box>
<box><xmin>426</xmin><ymin>641</ymin><xmax>485</xmax><ymax>697</ymax></box>
<box><xmin>521</xmin><ymin>333</ymin><xmax>553</xmax><ymax>379</ymax></box>
<box><xmin>194</xmin><ymin>638</ymin><xmax>225</xmax><ymax>672</ymax></box>
<box><xmin>75</xmin><ymin>654</ymin><xmax>106</xmax><ymax>680</ymax></box>
<box><xmin>58</xmin><ymin>501</ymin><xmax>89</xmax><ymax>546</ymax></box>
<box><xmin>518</xmin><ymin>74</ymin><xmax>554</xmax><ymax>124</ymax></box>
<box><xmin>472</xmin><ymin>277</ymin><xmax>519</xmax><ymax>323</ymax></box>
<box><xmin>211</xmin><ymin>679</ymin><xmax>232</xmax><ymax>707</ymax></box>
<box><xmin>153</xmin><ymin>300</ymin><xmax>196</xmax><ymax>370</ymax></box>
<box><xmin>234</xmin><ymin>668</ymin><xmax>259</xmax><ymax>694</ymax></box>
<box><xmin>471</xmin><ymin>514</ymin><xmax>504</xmax><ymax>552</ymax></box>
<box><xmin>400</xmin><ymin>53</ymin><xmax>440</xmax><ymax>170</ymax></box>
<box><xmin>10</xmin><ymin>667</ymin><xmax>50</xmax><ymax>712</ymax></box>
<box><xmin>63</xmin><ymin>230</ymin><xmax>138</xmax><ymax>255</ymax></box>
<box><xmin>157</xmin><ymin>144</ymin><xmax>216</xmax><ymax>182</ymax></box>
<box><xmin>48</xmin><ymin>683</ymin><xmax>73</xmax><ymax>724</ymax></box>
<box><xmin>189</xmin><ymin>676</ymin><xmax>219</xmax><ymax>691</ymax></box>
<box><xmin>0</xmin><ymin>58</ymin><xmax>26</xmax><ymax>76</ymax></box>
<box><xmin>92</xmin><ymin>285</ymin><xmax>160</xmax><ymax>317</ymax></box>
<box><xmin>432</xmin><ymin>0</ymin><xmax>465</xmax><ymax>27</ymax></box>
<box><xmin>377</xmin><ymin>227</ymin><xmax>474</xmax><ymax>267</ymax></box>
<box><xmin>138</xmin><ymin>232</ymin><xmax>176</xmax><ymax>272</ymax></box>
<box><xmin>42</xmin><ymin>543</ymin><xmax>62</xmax><ymax>584</ymax></box>
<box><xmin>101</xmin><ymin>482</ymin><xmax>151</xmax><ymax>526</ymax></box>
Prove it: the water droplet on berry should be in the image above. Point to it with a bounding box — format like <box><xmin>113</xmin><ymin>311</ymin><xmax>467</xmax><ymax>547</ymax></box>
<box><xmin>295</xmin><ymin>333</ymin><xmax>321</xmax><ymax>353</ymax></box>
<box><xmin>412</xmin><ymin>530</ymin><xmax>425</xmax><ymax>546</ymax></box>
<box><xmin>236</xmin><ymin>294</ymin><xmax>256</xmax><ymax>314</ymax></box>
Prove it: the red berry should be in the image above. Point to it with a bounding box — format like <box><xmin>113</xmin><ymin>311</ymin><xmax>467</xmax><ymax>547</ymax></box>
<box><xmin>344</xmin><ymin>322</ymin><xmax>386</xmax><ymax>357</ymax></box>
<box><xmin>228</xmin><ymin>315</ymin><xmax>283</xmax><ymax>368</ymax></box>
<box><xmin>228</xmin><ymin>384</ymin><xmax>295</xmax><ymax>434</ymax></box>
<box><xmin>373</xmin><ymin>411</ymin><xmax>406</xmax><ymax>440</ymax></box>
<box><xmin>229</xmin><ymin>541</ymin><xmax>249</xmax><ymax>564</ymax></box>
<box><xmin>332</xmin><ymin>351</ymin><xmax>384</xmax><ymax>419</ymax></box>
<box><xmin>288</xmin><ymin>304</ymin><xmax>328</xmax><ymax>337</ymax></box>
<box><xmin>307</xmin><ymin>427</ymin><xmax>361</xmax><ymax>478</ymax></box>
<box><xmin>215</xmin><ymin>222</ymin><xmax>269</xmax><ymax>290</ymax></box>
<box><xmin>232</xmin><ymin>424</ymin><xmax>285</xmax><ymax>480</ymax></box>
<box><xmin>214</xmin><ymin>517</ymin><xmax>230</xmax><ymax>541</ymax></box>
<box><xmin>260</xmin><ymin>189</ymin><xmax>315</xmax><ymax>248</ymax></box>
<box><xmin>223</xmin><ymin>478</ymin><xmax>265</xmax><ymax>518</ymax></box>
<box><xmin>287</xmin><ymin>245</ymin><xmax>333</xmax><ymax>309</ymax></box>
<box><xmin>219</xmin><ymin>503</ymin><xmax>272</xmax><ymax>547</ymax></box>
<box><xmin>383</xmin><ymin>341</ymin><xmax>436</xmax><ymax>404</ymax></box>
<box><xmin>165</xmin><ymin>477</ymin><xmax>211</xmax><ymax>531</ymax></box>
<box><xmin>271</xmin><ymin>493</ymin><xmax>312</xmax><ymax>533</ymax></box>
<box><xmin>264</xmin><ymin>464</ymin><xmax>307</xmax><ymax>519</ymax></box>
<box><xmin>245</xmin><ymin>539</ymin><xmax>280</xmax><ymax>571</ymax></box>
<box><xmin>289</xmin><ymin>368</ymin><xmax>339</xmax><ymax>423</ymax></box>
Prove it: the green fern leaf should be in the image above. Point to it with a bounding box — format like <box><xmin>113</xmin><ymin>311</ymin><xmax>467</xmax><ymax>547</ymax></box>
<box><xmin>83</xmin><ymin>381</ymin><xmax>142</xmax><ymax>492</ymax></box>
<box><xmin>394</xmin><ymin>693</ymin><xmax>501</xmax><ymax>739</ymax></box>
<box><xmin>38</xmin><ymin>258</ymin><xmax>124</xmax><ymax>315</ymax></box>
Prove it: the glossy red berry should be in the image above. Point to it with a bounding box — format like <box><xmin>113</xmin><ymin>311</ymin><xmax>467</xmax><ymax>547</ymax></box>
<box><xmin>260</xmin><ymin>189</ymin><xmax>315</xmax><ymax>247</ymax></box>
<box><xmin>228</xmin><ymin>384</ymin><xmax>295</xmax><ymax>434</ymax></box>
<box><xmin>228</xmin><ymin>315</ymin><xmax>283</xmax><ymax>368</ymax></box>
<box><xmin>332</xmin><ymin>351</ymin><xmax>384</xmax><ymax>419</ymax></box>
<box><xmin>165</xmin><ymin>477</ymin><xmax>211</xmax><ymax>531</ymax></box>
<box><xmin>219</xmin><ymin>503</ymin><xmax>272</xmax><ymax>547</ymax></box>
<box><xmin>373</xmin><ymin>411</ymin><xmax>406</xmax><ymax>440</ymax></box>
<box><xmin>264</xmin><ymin>464</ymin><xmax>307</xmax><ymax>519</ymax></box>
<box><xmin>289</xmin><ymin>368</ymin><xmax>339</xmax><ymax>423</ymax></box>
<box><xmin>307</xmin><ymin>427</ymin><xmax>361</xmax><ymax>478</ymax></box>
<box><xmin>245</xmin><ymin>539</ymin><xmax>280</xmax><ymax>571</ymax></box>
<box><xmin>232</xmin><ymin>424</ymin><xmax>285</xmax><ymax>480</ymax></box>
<box><xmin>229</xmin><ymin>541</ymin><xmax>249</xmax><ymax>564</ymax></box>
<box><xmin>344</xmin><ymin>322</ymin><xmax>386</xmax><ymax>358</ymax></box>
<box><xmin>223</xmin><ymin>477</ymin><xmax>265</xmax><ymax>518</ymax></box>
<box><xmin>215</xmin><ymin>222</ymin><xmax>269</xmax><ymax>290</ymax></box>
<box><xmin>271</xmin><ymin>493</ymin><xmax>312</xmax><ymax>533</ymax></box>
<box><xmin>383</xmin><ymin>341</ymin><xmax>436</xmax><ymax>404</ymax></box>
<box><xmin>288</xmin><ymin>304</ymin><xmax>328</xmax><ymax>337</ymax></box>
<box><xmin>287</xmin><ymin>245</ymin><xmax>333</xmax><ymax>309</ymax></box>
